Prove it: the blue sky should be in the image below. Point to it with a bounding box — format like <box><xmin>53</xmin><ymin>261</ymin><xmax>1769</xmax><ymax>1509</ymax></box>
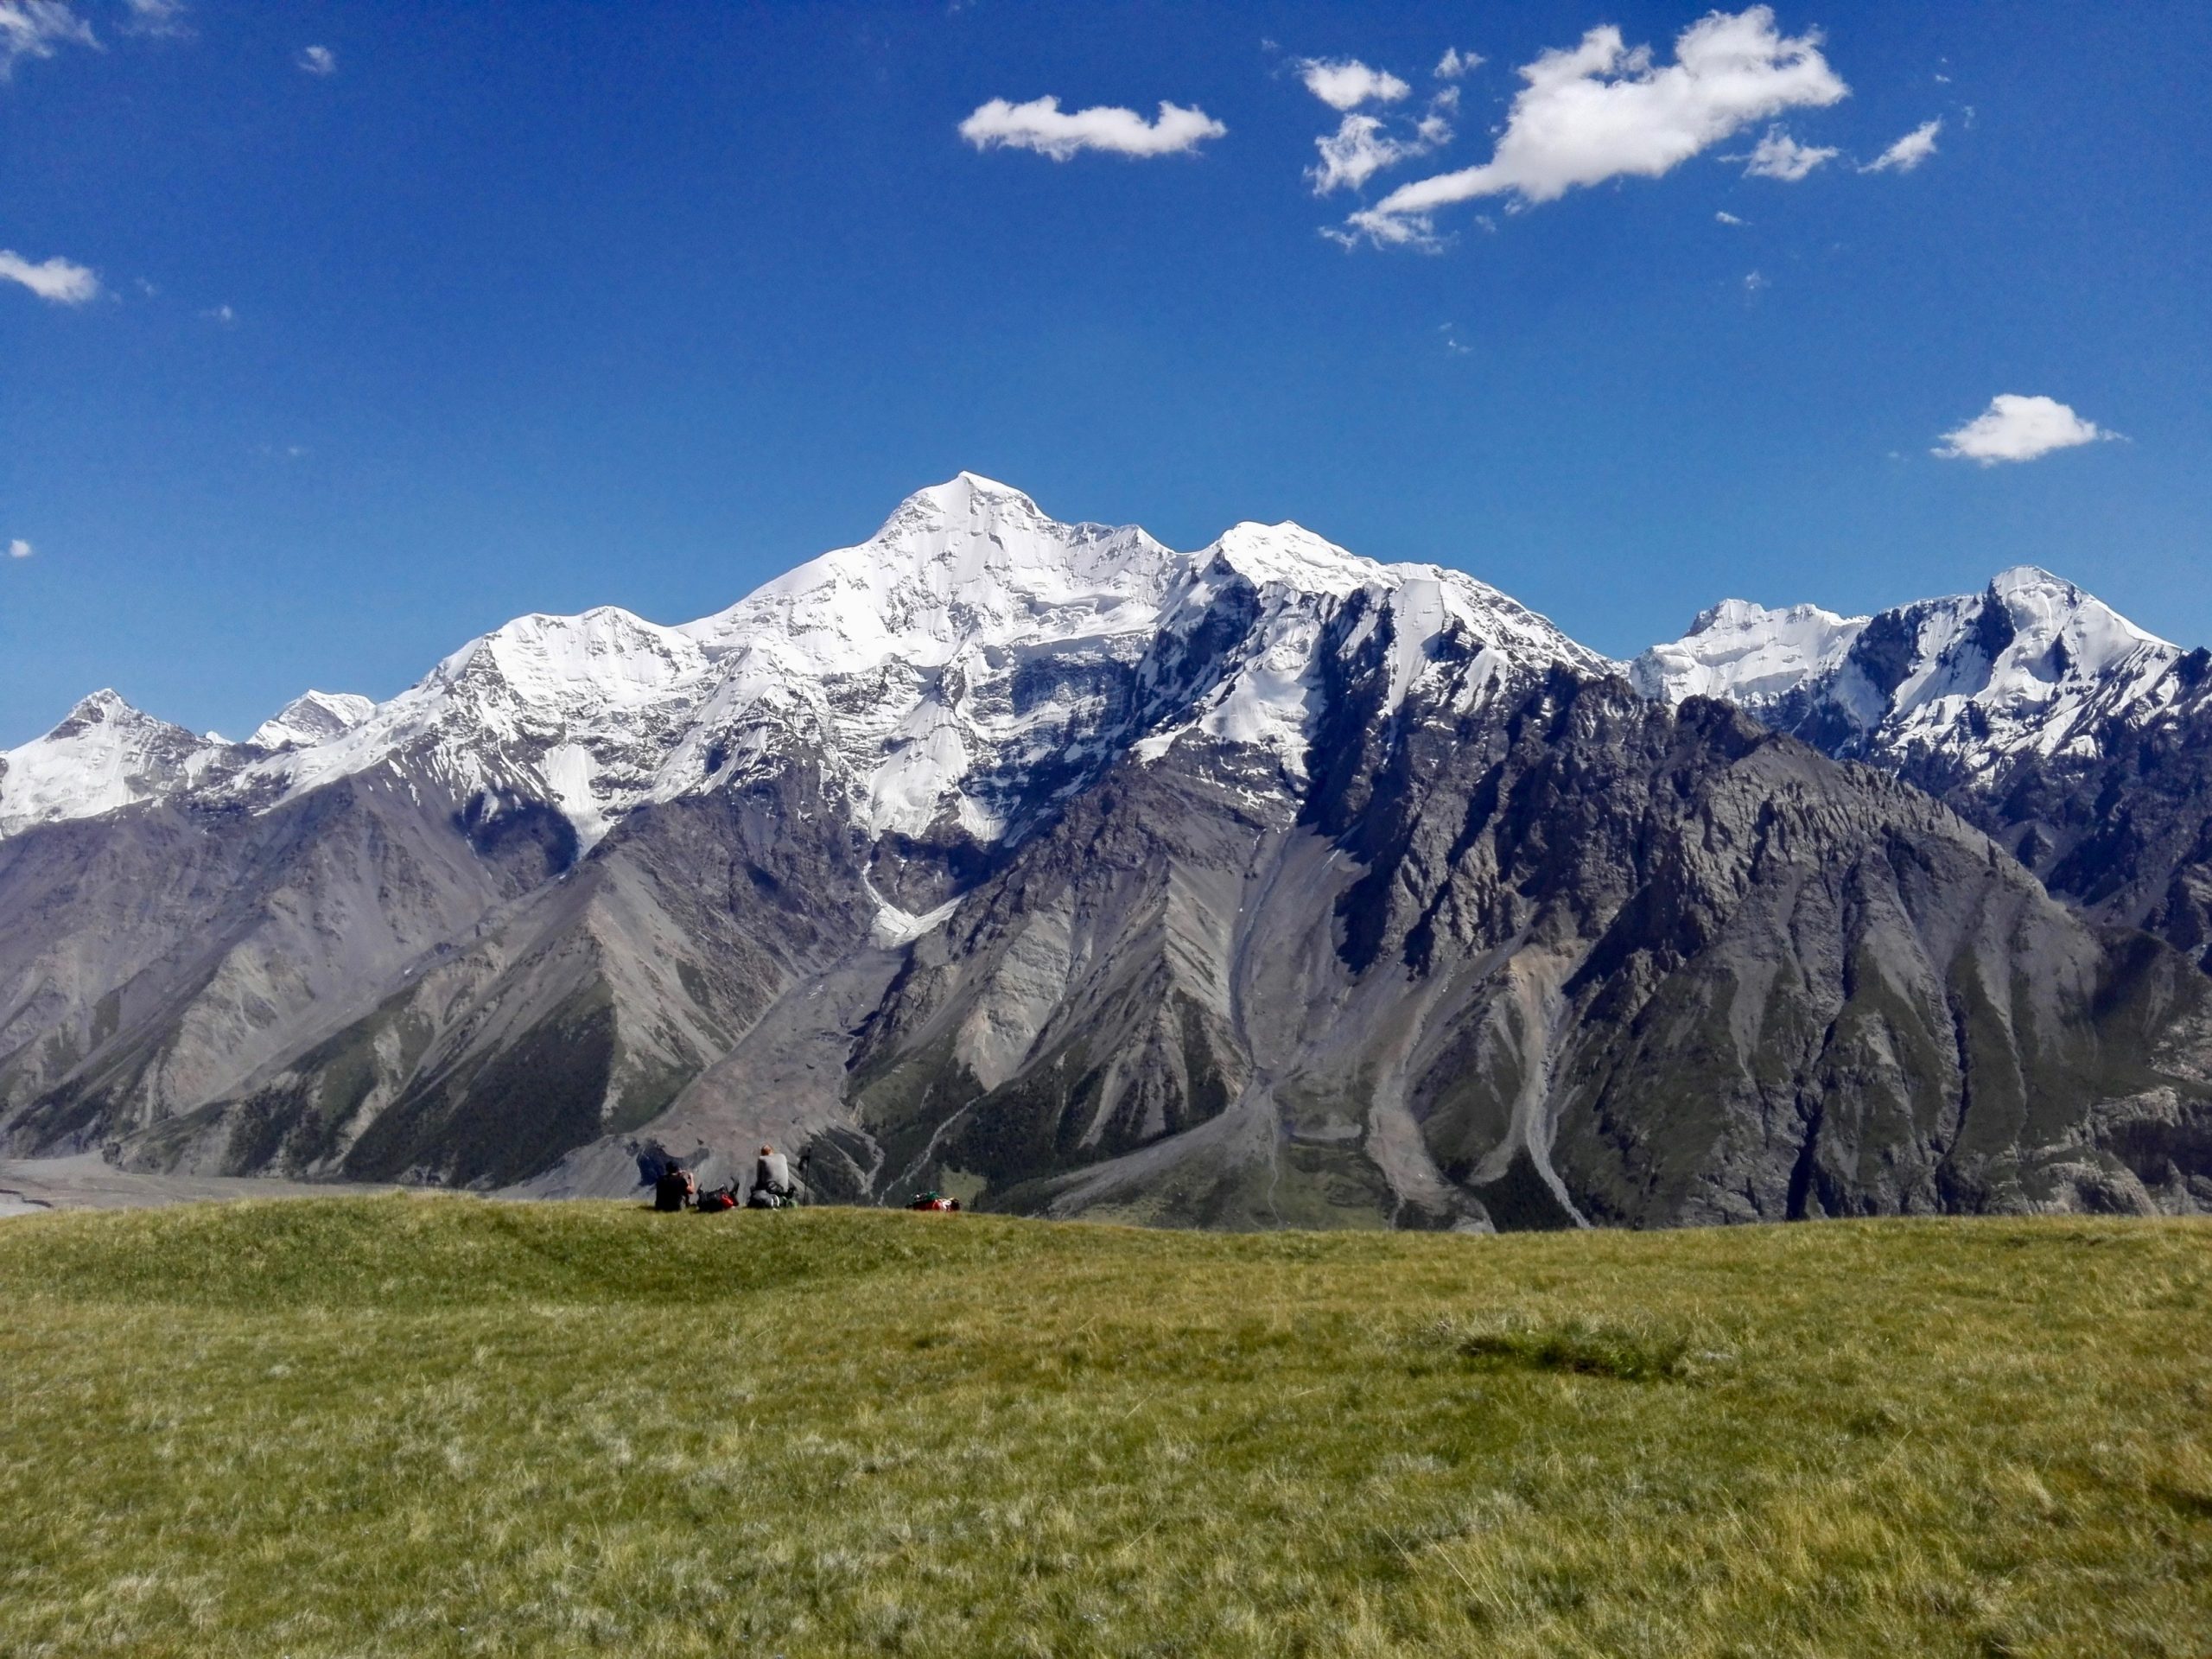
<box><xmin>3</xmin><ymin>1</ymin><xmax>2208</xmax><ymax>745</ymax></box>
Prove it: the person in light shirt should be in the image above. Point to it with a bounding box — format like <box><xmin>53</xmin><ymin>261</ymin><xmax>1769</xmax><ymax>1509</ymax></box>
<box><xmin>749</xmin><ymin>1144</ymin><xmax>796</xmax><ymax>1208</ymax></box>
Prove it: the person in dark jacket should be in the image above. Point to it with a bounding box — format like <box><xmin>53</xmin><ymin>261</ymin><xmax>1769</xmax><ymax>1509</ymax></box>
<box><xmin>653</xmin><ymin>1160</ymin><xmax>696</xmax><ymax>1213</ymax></box>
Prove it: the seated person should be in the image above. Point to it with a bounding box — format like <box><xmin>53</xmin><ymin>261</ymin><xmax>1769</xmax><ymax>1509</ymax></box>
<box><xmin>653</xmin><ymin>1159</ymin><xmax>696</xmax><ymax>1212</ymax></box>
<box><xmin>748</xmin><ymin>1143</ymin><xmax>797</xmax><ymax>1208</ymax></box>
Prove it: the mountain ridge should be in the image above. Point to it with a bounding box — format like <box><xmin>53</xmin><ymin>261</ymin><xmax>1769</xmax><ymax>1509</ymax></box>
<box><xmin>5</xmin><ymin>478</ymin><xmax>2209</xmax><ymax>1228</ymax></box>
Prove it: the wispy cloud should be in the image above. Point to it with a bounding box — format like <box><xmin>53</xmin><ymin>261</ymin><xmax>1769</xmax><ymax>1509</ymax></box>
<box><xmin>1309</xmin><ymin>97</ymin><xmax>1455</xmax><ymax>196</ymax></box>
<box><xmin>1934</xmin><ymin>395</ymin><xmax>2114</xmax><ymax>465</ymax></box>
<box><xmin>1297</xmin><ymin>56</ymin><xmax>1410</xmax><ymax>111</ymax></box>
<box><xmin>200</xmin><ymin>302</ymin><xmax>234</xmax><ymax>324</ymax></box>
<box><xmin>1741</xmin><ymin>125</ymin><xmax>1837</xmax><ymax>181</ymax></box>
<box><xmin>1862</xmin><ymin>117</ymin><xmax>1941</xmax><ymax>173</ymax></box>
<box><xmin>1716</xmin><ymin>210</ymin><xmax>1745</xmax><ymax>225</ymax></box>
<box><xmin>0</xmin><ymin>248</ymin><xmax>99</xmax><ymax>303</ymax></box>
<box><xmin>1433</xmin><ymin>48</ymin><xmax>1481</xmax><ymax>80</ymax></box>
<box><xmin>1309</xmin><ymin>115</ymin><xmax>1413</xmax><ymax>194</ymax></box>
<box><xmin>0</xmin><ymin>0</ymin><xmax>97</xmax><ymax>79</ymax></box>
<box><xmin>119</xmin><ymin>0</ymin><xmax>188</xmax><ymax>39</ymax></box>
<box><xmin>958</xmin><ymin>95</ymin><xmax>1226</xmax><ymax>160</ymax></box>
<box><xmin>296</xmin><ymin>43</ymin><xmax>334</xmax><ymax>76</ymax></box>
<box><xmin>7</xmin><ymin>538</ymin><xmax>31</xmax><ymax>560</ymax></box>
<box><xmin>1341</xmin><ymin>6</ymin><xmax>1847</xmax><ymax>249</ymax></box>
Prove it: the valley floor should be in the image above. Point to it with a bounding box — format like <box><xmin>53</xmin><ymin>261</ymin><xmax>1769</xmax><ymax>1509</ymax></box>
<box><xmin>0</xmin><ymin>1151</ymin><xmax>394</xmax><ymax>1217</ymax></box>
<box><xmin>0</xmin><ymin>1201</ymin><xmax>2205</xmax><ymax>1656</ymax></box>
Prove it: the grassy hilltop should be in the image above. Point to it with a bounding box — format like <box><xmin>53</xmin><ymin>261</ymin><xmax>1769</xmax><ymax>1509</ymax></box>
<box><xmin>0</xmin><ymin>1201</ymin><xmax>2207</xmax><ymax>1657</ymax></box>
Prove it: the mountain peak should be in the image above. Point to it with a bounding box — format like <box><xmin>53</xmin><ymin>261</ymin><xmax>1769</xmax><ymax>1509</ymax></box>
<box><xmin>1209</xmin><ymin>521</ymin><xmax>1381</xmax><ymax>594</ymax></box>
<box><xmin>881</xmin><ymin>471</ymin><xmax>1046</xmax><ymax>537</ymax></box>
<box><xmin>2</xmin><ymin>690</ymin><xmax>211</xmax><ymax>838</ymax></box>
<box><xmin>1633</xmin><ymin>598</ymin><xmax>1866</xmax><ymax>707</ymax></box>
<box><xmin>249</xmin><ymin>690</ymin><xmax>377</xmax><ymax>751</ymax></box>
<box><xmin>1977</xmin><ymin>565</ymin><xmax>2170</xmax><ymax>653</ymax></box>
<box><xmin>63</xmin><ymin>688</ymin><xmax>138</xmax><ymax>724</ymax></box>
<box><xmin>1684</xmin><ymin>597</ymin><xmax>1859</xmax><ymax>638</ymax></box>
<box><xmin>1987</xmin><ymin>564</ymin><xmax>2070</xmax><ymax>599</ymax></box>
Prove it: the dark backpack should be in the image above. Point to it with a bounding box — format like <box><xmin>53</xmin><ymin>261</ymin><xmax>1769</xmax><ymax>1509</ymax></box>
<box><xmin>697</xmin><ymin>1189</ymin><xmax>736</xmax><ymax>1213</ymax></box>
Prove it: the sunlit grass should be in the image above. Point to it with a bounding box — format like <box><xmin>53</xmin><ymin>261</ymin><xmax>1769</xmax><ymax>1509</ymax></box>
<box><xmin>0</xmin><ymin>1198</ymin><xmax>2206</xmax><ymax>1656</ymax></box>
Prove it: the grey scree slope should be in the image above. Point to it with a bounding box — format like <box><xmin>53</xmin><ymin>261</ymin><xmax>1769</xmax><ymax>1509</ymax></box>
<box><xmin>3</xmin><ymin>478</ymin><xmax>2209</xmax><ymax>1228</ymax></box>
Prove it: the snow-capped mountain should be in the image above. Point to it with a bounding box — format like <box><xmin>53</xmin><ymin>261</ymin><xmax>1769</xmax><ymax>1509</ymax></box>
<box><xmin>5</xmin><ymin>480</ymin><xmax>2208</xmax><ymax>1230</ymax></box>
<box><xmin>0</xmin><ymin>690</ymin><xmax>228</xmax><ymax>838</ymax></box>
<box><xmin>1</xmin><ymin>473</ymin><xmax>1603</xmax><ymax>871</ymax></box>
<box><xmin>1634</xmin><ymin>567</ymin><xmax>2181</xmax><ymax>780</ymax></box>
<box><xmin>1638</xmin><ymin>565</ymin><xmax>2212</xmax><ymax>969</ymax></box>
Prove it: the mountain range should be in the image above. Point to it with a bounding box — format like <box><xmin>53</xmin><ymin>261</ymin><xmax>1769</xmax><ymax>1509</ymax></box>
<box><xmin>4</xmin><ymin>474</ymin><xmax>2209</xmax><ymax>1228</ymax></box>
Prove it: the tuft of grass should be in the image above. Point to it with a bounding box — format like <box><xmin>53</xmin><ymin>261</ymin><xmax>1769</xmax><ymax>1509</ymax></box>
<box><xmin>0</xmin><ymin>1201</ymin><xmax>2206</xmax><ymax>1656</ymax></box>
<box><xmin>1427</xmin><ymin>1311</ymin><xmax>1700</xmax><ymax>1382</ymax></box>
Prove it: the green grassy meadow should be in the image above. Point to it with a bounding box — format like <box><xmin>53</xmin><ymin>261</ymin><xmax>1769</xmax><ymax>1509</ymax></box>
<box><xmin>1</xmin><ymin>1198</ymin><xmax>2207</xmax><ymax>1657</ymax></box>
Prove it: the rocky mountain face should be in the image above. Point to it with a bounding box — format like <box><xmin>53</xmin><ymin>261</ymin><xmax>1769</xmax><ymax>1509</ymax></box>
<box><xmin>1636</xmin><ymin>569</ymin><xmax>2212</xmax><ymax>970</ymax></box>
<box><xmin>4</xmin><ymin>481</ymin><xmax>2209</xmax><ymax>1228</ymax></box>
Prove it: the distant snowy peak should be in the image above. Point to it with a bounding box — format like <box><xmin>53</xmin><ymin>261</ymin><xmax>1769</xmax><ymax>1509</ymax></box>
<box><xmin>0</xmin><ymin>690</ymin><xmax>222</xmax><ymax>838</ymax></box>
<box><xmin>1630</xmin><ymin>598</ymin><xmax>1868</xmax><ymax>709</ymax></box>
<box><xmin>248</xmin><ymin>690</ymin><xmax>376</xmax><ymax>751</ymax></box>
<box><xmin>1640</xmin><ymin>565</ymin><xmax>2184</xmax><ymax>776</ymax></box>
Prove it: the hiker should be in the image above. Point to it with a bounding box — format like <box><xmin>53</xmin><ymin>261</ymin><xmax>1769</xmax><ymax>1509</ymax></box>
<box><xmin>653</xmin><ymin>1159</ymin><xmax>696</xmax><ymax>1213</ymax></box>
<box><xmin>748</xmin><ymin>1143</ymin><xmax>797</xmax><ymax>1209</ymax></box>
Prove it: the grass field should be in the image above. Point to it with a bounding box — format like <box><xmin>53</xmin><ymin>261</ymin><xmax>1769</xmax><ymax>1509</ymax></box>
<box><xmin>0</xmin><ymin>1199</ymin><xmax>2207</xmax><ymax>1656</ymax></box>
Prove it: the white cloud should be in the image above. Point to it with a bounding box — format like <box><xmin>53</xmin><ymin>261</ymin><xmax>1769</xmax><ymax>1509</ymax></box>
<box><xmin>7</xmin><ymin>538</ymin><xmax>31</xmax><ymax>560</ymax></box>
<box><xmin>958</xmin><ymin>96</ymin><xmax>1226</xmax><ymax>160</ymax></box>
<box><xmin>1742</xmin><ymin>124</ymin><xmax>1837</xmax><ymax>180</ymax></box>
<box><xmin>1934</xmin><ymin>395</ymin><xmax>2114</xmax><ymax>465</ymax></box>
<box><xmin>0</xmin><ymin>248</ymin><xmax>99</xmax><ymax>303</ymax></box>
<box><xmin>1862</xmin><ymin>117</ymin><xmax>1941</xmax><ymax>173</ymax></box>
<box><xmin>1743</xmin><ymin>269</ymin><xmax>1769</xmax><ymax>293</ymax></box>
<box><xmin>1342</xmin><ymin>6</ymin><xmax>1847</xmax><ymax>249</ymax></box>
<box><xmin>1309</xmin><ymin>114</ymin><xmax>1410</xmax><ymax>194</ymax></box>
<box><xmin>200</xmin><ymin>302</ymin><xmax>234</xmax><ymax>323</ymax></box>
<box><xmin>1298</xmin><ymin>57</ymin><xmax>1410</xmax><ymax>111</ymax></box>
<box><xmin>0</xmin><ymin>0</ymin><xmax>96</xmax><ymax>78</ymax></box>
<box><xmin>1307</xmin><ymin>83</ymin><xmax>1458</xmax><ymax>198</ymax></box>
<box><xmin>1434</xmin><ymin>48</ymin><xmax>1482</xmax><ymax>80</ymax></box>
<box><xmin>296</xmin><ymin>43</ymin><xmax>334</xmax><ymax>75</ymax></box>
<box><xmin>1309</xmin><ymin>111</ymin><xmax>1450</xmax><ymax>194</ymax></box>
<box><xmin>1716</xmin><ymin>209</ymin><xmax>1745</xmax><ymax>225</ymax></box>
<box><xmin>120</xmin><ymin>0</ymin><xmax>188</xmax><ymax>39</ymax></box>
